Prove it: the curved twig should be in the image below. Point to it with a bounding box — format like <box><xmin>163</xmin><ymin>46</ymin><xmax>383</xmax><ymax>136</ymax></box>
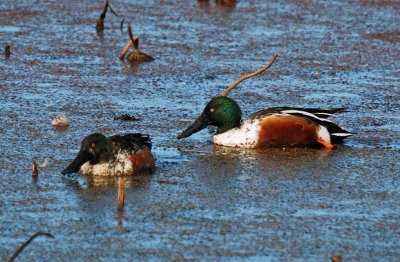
<box><xmin>108</xmin><ymin>4</ymin><xmax>119</xmax><ymax>17</ymax></box>
<box><xmin>9</xmin><ymin>232</ymin><xmax>54</xmax><ymax>262</ymax></box>
<box><xmin>221</xmin><ymin>52</ymin><xmax>279</xmax><ymax>96</ymax></box>
<box><xmin>120</xmin><ymin>19</ymin><xmax>124</xmax><ymax>31</ymax></box>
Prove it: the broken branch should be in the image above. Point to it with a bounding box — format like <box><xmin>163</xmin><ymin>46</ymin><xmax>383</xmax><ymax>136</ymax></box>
<box><xmin>101</xmin><ymin>0</ymin><xmax>110</xmax><ymax>19</ymax></box>
<box><xmin>119</xmin><ymin>40</ymin><xmax>133</xmax><ymax>60</ymax></box>
<box><xmin>96</xmin><ymin>0</ymin><xmax>121</xmax><ymax>32</ymax></box>
<box><xmin>120</xmin><ymin>19</ymin><xmax>124</xmax><ymax>31</ymax></box>
<box><xmin>117</xmin><ymin>176</ymin><xmax>124</xmax><ymax>212</ymax></box>
<box><xmin>9</xmin><ymin>232</ymin><xmax>54</xmax><ymax>262</ymax></box>
<box><xmin>32</xmin><ymin>160</ymin><xmax>38</xmax><ymax>177</ymax></box>
<box><xmin>108</xmin><ymin>4</ymin><xmax>119</xmax><ymax>17</ymax></box>
<box><xmin>221</xmin><ymin>52</ymin><xmax>279</xmax><ymax>96</ymax></box>
<box><xmin>127</xmin><ymin>22</ymin><xmax>137</xmax><ymax>45</ymax></box>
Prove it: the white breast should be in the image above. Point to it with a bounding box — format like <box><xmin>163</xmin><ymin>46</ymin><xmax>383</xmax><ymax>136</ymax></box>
<box><xmin>80</xmin><ymin>150</ymin><xmax>133</xmax><ymax>176</ymax></box>
<box><xmin>213</xmin><ymin>119</ymin><xmax>261</xmax><ymax>148</ymax></box>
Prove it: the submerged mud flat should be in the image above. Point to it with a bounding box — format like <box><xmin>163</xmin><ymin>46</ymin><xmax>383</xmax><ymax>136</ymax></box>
<box><xmin>0</xmin><ymin>0</ymin><xmax>399</xmax><ymax>260</ymax></box>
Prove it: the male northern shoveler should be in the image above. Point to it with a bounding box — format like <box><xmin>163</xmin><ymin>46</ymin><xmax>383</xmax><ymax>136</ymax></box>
<box><xmin>177</xmin><ymin>96</ymin><xmax>353</xmax><ymax>149</ymax></box>
<box><xmin>178</xmin><ymin>52</ymin><xmax>352</xmax><ymax>149</ymax></box>
<box><xmin>62</xmin><ymin>133</ymin><xmax>155</xmax><ymax>176</ymax></box>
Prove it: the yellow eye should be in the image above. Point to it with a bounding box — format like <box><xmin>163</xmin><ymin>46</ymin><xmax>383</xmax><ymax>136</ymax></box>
<box><xmin>91</xmin><ymin>143</ymin><xmax>96</xmax><ymax>147</ymax></box>
<box><xmin>210</xmin><ymin>108</ymin><xmax>215</xmax><ymax>112</ymax></box>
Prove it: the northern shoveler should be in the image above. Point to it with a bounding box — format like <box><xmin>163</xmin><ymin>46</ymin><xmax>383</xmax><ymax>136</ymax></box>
<box><xmin>62</xmin><ymin>133</ymin><xmax>155</xmax><ymax>176</ymax></box>
<box><xmin>177</xmin><ymin>52</ymin><xmax>352</xmax><ymax>149</ymax></box>
<box><xmin>177</xmin><ymin>96</ymin><xmax>353</xmax><ymax>149</ymax></box>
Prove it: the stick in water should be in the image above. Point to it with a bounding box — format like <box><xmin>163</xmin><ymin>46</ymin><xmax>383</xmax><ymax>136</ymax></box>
<box><xmin>220</xmin><ymin>52</ymin><xmax>279</xmax><ymax>96</ymax></box>
<box><xmin>117</xmin><ymin>176</ymin><xmax>124</xmax><ymax>212</ymax></box>
<box><xmin>32</xmin><ymin>160</ymin><xmax>39</xmax><ymax>177</ymax></box>
<box><xmin>96</xmin><ymin>0</ymin><xmax>110</xmax><ymax>32</ymax></box>
<box><xmin>126</xmin><ymin>22</ymin><xmax>154</xmax><ymax>62</ymax></box>
<box><xmin>119</xmin><ymin>40</ymin><xmax>133</xmax><ymax>60</ymax></box>
<box><xmin>9</xmin><ymin>232</ymin><xmax>54</xmax><ymax>262</ymax></box>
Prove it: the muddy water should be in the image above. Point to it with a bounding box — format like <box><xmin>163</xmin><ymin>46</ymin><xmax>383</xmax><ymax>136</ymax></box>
<box><xmin>1</xmin><ymin>0</ymin><xmax>399</xmax><ymax>260</ymax></box>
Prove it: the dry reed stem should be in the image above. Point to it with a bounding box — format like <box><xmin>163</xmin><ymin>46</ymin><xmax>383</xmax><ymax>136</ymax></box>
<box><xmin>108</xmin><ymin>4</ymin><xmax>118</xmax><ymax>17</ymax></box>
<box><xmin>119</xmin><ymin>40</ymin><xmax>133</xmax><ymax>60</ymax></box>
<box><xmin>117</xmin><ymin>176</ymin><xmax>124</xmax><ymax>212</ymax></box>
<box><xmin>9</xmin><ymin>232</ymin><xmax>54</xmax><ymax>262</ymax></box>
<box><xmin>127</xmin><ymin>22</ymin><xmax>136</xmax><ymax>45</ymax></box>
<box><xmin>100</xmin><ymin>0</ymin><xmax>110</xmax><ymax>20</ymax></box>
<box><xmin>32</xmin><ymin>160</ymin><xmax>38</xmax><ymax>177</ymax></box>
<box><xmin>5</xmin><ymin>45</ymin><xmax>11</xmax><ymax>59</ymax></box>
<box><xmin>96</xmin><ymin>0</ymin><xmax>112</xmax><ymax>32</ymax></box>
<box><xmin>120</xmin><ymin>19</ymin><xmax>124</xmax><ymax>31</ymax></box>
<box><xmin>221</xmin><ymin>52</ymin><xmax>279</xmax><ymax>96</ymax></box>
<box><xmin>125</xmin><ymin>22</ymin><xmax>153</xmax><ymax>62</ymax></box>
<box><xmin>119</xmin><ymin>22</ymin><xmax>138</xmax><ymax>60</ymax></box>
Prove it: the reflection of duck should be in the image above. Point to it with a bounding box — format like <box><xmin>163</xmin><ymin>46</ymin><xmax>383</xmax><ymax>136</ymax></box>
<box><xmin>62</xmin><ymin>133</ymin><xmax>155</xmax><ymax>176</ymax></box>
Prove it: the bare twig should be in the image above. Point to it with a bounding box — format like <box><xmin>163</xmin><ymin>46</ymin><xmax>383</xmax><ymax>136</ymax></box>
<box><xmin>117</xmin><ymin>176</ymin><xmax>124</xmax><ymax>212</ymax></box>
<box><xmin>31</xmin><ymin>158</ymin><xmax>49</xmax><ymax>177</ymax></box>
<box><xmin>5</xmin><ymin>45</ymin><xmax>11</xmax><ymax>59</ymax></box>
<box><xmin>9</xmin><ymin>232</ymin><xmax>54</xmax><ymax>262</ymax></box>
<box><xmin>124</xmin><ymin>22</ymin><xmax>154</xmax><ymax>62</ymax></box>
<box><xmin>100</xmin><ymin>0</ymin><xmax>110</xmax><ymax>20</ymax></box>
<box><xmin>119</xmin><ymin>40</ymin><xmax>133</xmax><ymax>60</ymax></box>
<box><xmin>96</xmin><ymin>0</ymin><xmax>121</xmax><ymax>33</ymax></box>
<box><xmin>127</xmin><ymin>22</ymin><xmax>136</xmax><ymax>44</ymax></box>
<box><xmin>32</xmin><ymin>160</ymin><xmax>39</xmax><ymax>177</ymax></box>
<box><xmin>221</xmin><ymin>52</ymin><xmax>279</xmax><ymax>96</ymax></box>
<box><xmin>108</xmin><ymin>4</ymin><xmax>119</xmax><ymax>17</ymax></box>
<box><xmin>120</xmin><ymin>19</ymin><xmax>124</xmax><ymax>31</ymax></box>
<box><xmin>95</xmin><ymin>0</ymin><xmax>109</xmax><ymax>32</ymax></box>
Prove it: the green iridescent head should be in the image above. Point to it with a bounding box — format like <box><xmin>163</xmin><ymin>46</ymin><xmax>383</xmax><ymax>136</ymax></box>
<box><xmin>178</xmin><ymin>96</ymin><xmax>242</xmax><ymax>139</ymax></box>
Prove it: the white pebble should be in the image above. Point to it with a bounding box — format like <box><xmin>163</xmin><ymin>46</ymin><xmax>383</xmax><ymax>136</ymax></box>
<box><xmin>51</xmin><ymin>115</ymin><xmax>70</xmax><ymax>127</ymax></box>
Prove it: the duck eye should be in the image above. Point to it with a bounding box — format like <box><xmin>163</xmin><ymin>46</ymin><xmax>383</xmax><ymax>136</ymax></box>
<box><xmin>91</xmin><ymin>142</ymin><xmax>96</xmax><ymax>147</ymax></box>
<box><xmin>210</xmin><ymin>108</ymin><xmax>215</xmax><ymax>112</ymax></box>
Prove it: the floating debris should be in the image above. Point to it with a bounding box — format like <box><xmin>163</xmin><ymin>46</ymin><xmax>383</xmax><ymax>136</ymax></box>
<box><xmin>51</xmin><ymin>115</ymin><xmax>70</xmax><ymax>127</ymax></box>
<box><xmin>5</xmin><ymin>45</ymin><xmax>11</xmax><ymax>59</ymax></box>
<box><xmin>331</xmin><ymin>255</ymin><xmax>342</xmax><ymax>262</ymax></box>
<box><xmin>39</xmin><ymin>158</ymin><xmax>49</xmax><ymax>168</ymax></box>
<box><xmin>119</xmin><ymin>22</ymin><xmax>154</xmax><ymax>62</ymax></box>
<box><xmin>9</xmin><ymin>232</ymin><xmax>54</xmax><ymax>262</ymax></box>
<box><xmin>117</xmin><ymin>176</ymin><xmax>124</xmax><ymax>212</ymax></box>
<box><xmin>114</xmin><ymin>114</ymin><xmax>140</xmax><ymax>121</ymax></box>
